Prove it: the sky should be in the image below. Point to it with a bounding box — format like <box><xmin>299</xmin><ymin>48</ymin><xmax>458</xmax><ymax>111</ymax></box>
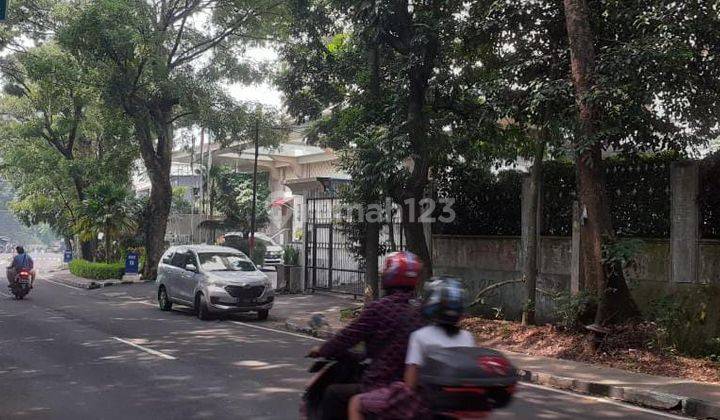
<box><xmin>228</xmin><ymin>47</ymin><xmax>284</xmax><ymax>110</ymax></box>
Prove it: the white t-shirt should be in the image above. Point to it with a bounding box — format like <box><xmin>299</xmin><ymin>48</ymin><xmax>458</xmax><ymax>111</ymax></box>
<box><xmin>405</xmin><ymin>325</ymin><xmax>476</xmax><ymax>366</ymax></box>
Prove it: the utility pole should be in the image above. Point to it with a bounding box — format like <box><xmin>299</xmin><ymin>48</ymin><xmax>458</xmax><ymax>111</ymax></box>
<box><xmin>249</xmin><ymin>118</ymin><xmax>260</xmax><ymax>260</ymax></box>
<box><xmin>190</xmin><ymin>134</ymin><xmax>196</xmax><ymax>243</ymax></box>
<box><xmin>199</xmin><ymin>127</ymin><xmax>205</xmax><ymax>215</ymax></box>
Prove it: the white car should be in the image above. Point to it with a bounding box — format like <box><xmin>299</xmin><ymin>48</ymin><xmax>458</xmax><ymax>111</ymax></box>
<box><xmin>254</xmin><ymin>233</ymin><xmax>284</xmax><ymax>266</ymax></box>
<box><xmin>156</xmin><ymin>245</ymin><xmax>274</xmax><ymax>320</ymax></box>
<box><xmin>223</xmin><ymin>232</ymin><xmax>284</xmax><ymax>266</ymax></box>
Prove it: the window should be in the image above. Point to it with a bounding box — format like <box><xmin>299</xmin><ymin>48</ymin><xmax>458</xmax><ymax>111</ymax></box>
<box><xmin>162</xmin><ymin>252</ymin><xmax>174</xmax><ymax>264</ymax></box>
<box><xmin>185</xmin><ymin>252</ymin><xmax>198</xmax><ymax>268</ymax></box>
<box><xmin>198</xmin><ymin>253</ymin><xmax>256</xmax><ymax>272</ymax></box>
<box><xmin>170</xmin><ymin>252</ymin><xmax>187</xmax><ymax>268</ymax></box>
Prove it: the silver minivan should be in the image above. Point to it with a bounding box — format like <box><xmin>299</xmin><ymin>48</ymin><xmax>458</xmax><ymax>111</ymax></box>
<box><xmin>156</xmin><ymin>245</ymin><xmax>274</xmax><ymax>320</ymax></box>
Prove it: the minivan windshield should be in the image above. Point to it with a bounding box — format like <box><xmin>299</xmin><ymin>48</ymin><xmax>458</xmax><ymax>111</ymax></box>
<box><xmin>198</xmin><ymin>253</ymin><xmax>256</xmax><ymax>272</ymax></box>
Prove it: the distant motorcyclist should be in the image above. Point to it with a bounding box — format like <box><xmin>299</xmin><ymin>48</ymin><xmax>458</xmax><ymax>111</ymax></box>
<box><xmin>7</xmin><ymin>246</ymin><xmax>35</xmax><ymax>288</ymax></box>
<box><xmin>307</xmin><ymin>251</ymin><xmax>425</xmax><ymax>420</ymax></box>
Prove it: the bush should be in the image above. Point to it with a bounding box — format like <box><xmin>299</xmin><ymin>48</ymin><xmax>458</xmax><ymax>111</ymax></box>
<box><xmin>283</xmin><ymin>245</ymin><xmax>300</xmax><ymax>265</ymax></box>
<box><xmin>554</xmin><ymin>291</ymin><xmax>597</xmax><ymax>331</ymax></box>
<box><xmin>648</xmin><ymin>286</ymin><xmax>720</xmax><ymax>357</ymax></box>
<box><xmin>69</xmin><ymin>259</ymin><xmax>124</xmax><ymax>280</ymax></box>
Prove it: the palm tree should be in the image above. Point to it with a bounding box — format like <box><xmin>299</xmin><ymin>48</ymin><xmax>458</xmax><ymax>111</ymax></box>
<box><xmin>77</xmin><ymin>182</ymin><xmax>138</xmax><ymax>262</ymax></box>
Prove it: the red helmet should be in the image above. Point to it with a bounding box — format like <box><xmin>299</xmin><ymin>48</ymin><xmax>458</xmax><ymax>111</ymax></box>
<box><xmin>381</xmin><ymin>251</ymin><xmax>422</xmax><ymax>289</ymax></box>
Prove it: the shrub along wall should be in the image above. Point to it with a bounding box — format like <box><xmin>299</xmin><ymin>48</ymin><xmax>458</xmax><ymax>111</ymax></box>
<box><xmin>69</xmin><ymin>259</ymin><xmax>125</xmax><ymax>280</ymax></box>
<box><xmin>438</xmin><ymin>153</ymin><xmax>679</xmax><ymax>238</ymax></box>
<box><xmin>700</xmin><ymin>153</ymin><xmax>720</xmax><ymax>239</ymax></box>
<box><xmin>435</xmin><ymin>166</ymin><xmax>523</xmax><ymax>236</ymax></box>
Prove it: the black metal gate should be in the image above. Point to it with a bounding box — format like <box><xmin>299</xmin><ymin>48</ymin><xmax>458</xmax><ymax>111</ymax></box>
<box><xmin>304</xmin><ymin>193</ymin><xmax>406</xmax><ymax>297</ymax></box>
<box><xmin>305</xmin><ymin>194</ymin><xmax>365</xmax><ymax>296</ymax></box>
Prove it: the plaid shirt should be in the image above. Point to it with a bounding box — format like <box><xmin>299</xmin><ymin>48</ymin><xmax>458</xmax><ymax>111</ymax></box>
<box><xmin>318</xmin><ymin>290</ymin><xmax>423</xmax><ymax>391</ymax></box>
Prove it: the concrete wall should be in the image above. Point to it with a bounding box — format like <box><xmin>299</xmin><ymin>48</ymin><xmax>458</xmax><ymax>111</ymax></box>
<box><xmin>433</xmin><ymin>234</ymin><xmax>720</xmax><ymax>323</ymax></box>
<box><xmin>432</xmin><ymin>235</ymin><xmax>569</xmax><ymax>323</ymax></box>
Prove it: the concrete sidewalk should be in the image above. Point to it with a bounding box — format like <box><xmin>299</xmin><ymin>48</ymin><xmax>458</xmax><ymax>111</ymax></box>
<box><xmin>508</xmin><ymin>350</ymin><xmax>720</xmax><ymax>418</ymax></box>
<box><xmin>280</xmin><ymin>294</ymin><xmax>720</xmax><ymax>419</ymax></box>
<box><xmin>272</xmin><ymin>292</ymin><xmax>362</xmax><ymax>338</ymax></box>
<box><xmin>45</xmin><ymin>268</ymin><xmax>148</xmax><ymax>289</ymax></box>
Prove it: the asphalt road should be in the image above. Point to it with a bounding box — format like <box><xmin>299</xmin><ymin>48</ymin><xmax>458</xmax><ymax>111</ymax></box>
<box><xmin>0</xmin><ymin>254</ymin><xmax>688</xmax><ymax>420</ymax></box>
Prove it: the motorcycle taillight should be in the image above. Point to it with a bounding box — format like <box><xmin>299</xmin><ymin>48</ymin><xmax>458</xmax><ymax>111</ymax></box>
<box><xmin>476</xmin><ymin>356</ymin><xmax>511</xmax><ymax>376</ymax></box>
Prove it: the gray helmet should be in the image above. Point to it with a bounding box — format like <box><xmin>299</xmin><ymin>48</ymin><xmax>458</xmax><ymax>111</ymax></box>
<box><xmin>422</xmin><ymin>277</ymin><xmax>466</xmax><ymax>325</ymax></box>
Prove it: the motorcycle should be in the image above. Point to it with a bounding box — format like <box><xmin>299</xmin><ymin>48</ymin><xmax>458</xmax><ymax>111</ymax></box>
<box><xmin>301</xmin><ymin>352</ymin><xmax>366</xmax><ymax>420</ymax></box>
<box><xmin>8</xmin><ymin>268</ymin><xmax>32</xmax><ymax>299</ymax></box>
<box><xmin>300</xmin><ymin>347</ymin><xmax>517</xmax><ymax>420</ymax></box>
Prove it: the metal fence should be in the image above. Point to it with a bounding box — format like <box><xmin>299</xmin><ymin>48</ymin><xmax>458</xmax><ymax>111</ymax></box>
<box><xmin>304</xmin><ymin>193</ymin><xmax>405</xmax><ymax>297</ymax></box>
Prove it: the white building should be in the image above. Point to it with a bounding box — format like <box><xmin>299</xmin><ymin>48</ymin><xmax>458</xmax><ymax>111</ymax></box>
<box><xmin>134</xmin><ymin>126</ymin><xmax>349</xmax><ymax>245</ymax></box>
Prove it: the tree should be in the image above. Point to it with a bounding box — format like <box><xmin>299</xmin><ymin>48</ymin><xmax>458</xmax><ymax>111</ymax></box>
<box><xmin>279</xmin><ymin>0</ymin><xmax>493</xmax><ymax>278</ymax></box>
<box><xmin>58</xmin><ymin>0</ymin><xmax>288</xmax><ymax>279</ymax></box>
<box><xmin>214</xmin><ymin>169</ymin><xmax>270</xmax><ymax>235</ymax></box>
<box><xmin>0</xmin><ymin>42</ymin><xmax>136</xmax><ymax>259</ymax></box>
<box><xmin>457</xmin><ymin>1</ymin><xmax>576</xmax><ymax>324</ymax></box>
<box><xmin>170</xmin><ymin>187</ymin><xmax>192</xmax><ymax>215</ymax></box>
<box><xmin>555</xmin><ymin>0</ymin><xmax>720</xmax><ymax>325</ymax></box>
<box><xmin>77</xmin><ymin>181</ymin><xmax>138</xmax><ymax>262</ymax></box>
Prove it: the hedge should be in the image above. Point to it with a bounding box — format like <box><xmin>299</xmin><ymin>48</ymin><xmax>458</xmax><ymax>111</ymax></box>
<box><xmin>69</xmin><ymin>259</ymin><xmax>125</xmax><ymax>280</ymax></box>
<box><xmin>436</xmin><ymin>152</ymin><xmax>680</xmax><ymax>238</ymax></box>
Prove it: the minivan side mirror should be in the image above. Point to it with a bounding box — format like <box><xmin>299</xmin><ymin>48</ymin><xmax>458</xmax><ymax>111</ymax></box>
<box><xmin>185</xmin><ymin>263</ymin><xmax>198</xmax><ymax>272</ymax></box>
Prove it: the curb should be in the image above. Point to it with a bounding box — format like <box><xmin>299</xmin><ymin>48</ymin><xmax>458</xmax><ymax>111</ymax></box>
<box><xmin>281</xmin><ymin>319</ymin><xmax>719</xmax><ymax>419</ymax></box>
<box><xmin>517</xmin><ymin>369</ymin><xmax>720</xmax><ymax>418</ymax></box>
<box><xmin>284</xmin><ymin>320</ymin><xmax>333</xmax><ymax>340</ymax></box>
<box><xmin>48</xmin><ymin>276</ymin><xmax>151</xmax><ymax>290</ymax></box>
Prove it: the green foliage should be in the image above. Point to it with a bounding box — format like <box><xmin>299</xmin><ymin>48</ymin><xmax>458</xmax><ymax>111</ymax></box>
<box><xmin>76</xmin><ymin>182</ymin><xmax>138</xmax><ymax>261</ymax></box>
<box><xmin>0</xmin><ymin>40</ymin><xmax>135</xmax><ymax>243</ymax></box>
<box><xmin>435</xmin><ymin>165</ymin><xmax>523</xmax><ymax>236</ymax></box>
<box><xmin>437</xmin><ymin>153</ymin><xmax>676</xmax><ymax>238</ymax></box>
<box><xmin>215</xmin><ymin>170</ymin><xmax>270</xmax><ymax>233</ymax></box>
<box><xmin>700</xmin><ymin>153</ymin><xmax>720</xmax><ymax>239</ymax></box>
<box><xmin>171</xmin><ymin>187</ymin><xmax>192</xmax><ymax>215</ymax></box>
<box><xmin>648</xmin><ymin>286</ymin><xmax>720</xmax><ymax>357</ymax></box>
<box><xmin>602</xmin><ymin>239</ymin><xmax>645</xmax><ymax>272</ymax></box>
<box><xmin>69</xmin><ymin>259</ymin><xmax>124</xmax><ymax>280</ymax></box>
<box><xmin>282</xmin><ymin>245</ymin><xmax>300</xmax><ymax>266</ymax></box>
<box><xmin>554</xmin><ymin>291</ymin><xmax>598</xmax><ymax>331</ymax></box>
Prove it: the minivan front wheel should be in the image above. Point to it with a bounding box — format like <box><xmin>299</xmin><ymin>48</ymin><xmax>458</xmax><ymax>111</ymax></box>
<box><xmin>196</xmin><ymin>293</ymin><xmax>212</xmax><ymax>321</ymax></box>
<box><xmin>158</xmin><ymin>286</ymin><xmax>172</xmax><ymax>311</ymax></box>
<box><xmin>257</xmin><ymin>309</ymin><xmax>269</xmax><ymax>321</ymax></box>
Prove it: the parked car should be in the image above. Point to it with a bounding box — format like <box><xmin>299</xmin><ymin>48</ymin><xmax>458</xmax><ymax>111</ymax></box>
<box><xmin>255</xmin><ymin>233</ymin><xmax>284</xmax><ymax>266</ymax></box>
<box><xmin>156</xmin><ymin>245</ymin><xmax>274</xmax><ymax>320</ymax></box>
<box><xmin>223</xmin><ymin>232</ymin><xmax>284</xmax><ymax>267</ymax></box>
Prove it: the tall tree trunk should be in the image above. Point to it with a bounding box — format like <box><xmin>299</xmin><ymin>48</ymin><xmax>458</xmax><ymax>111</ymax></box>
<box><xmin>365</xmin><ymin>222</ymin><xmax>380</xmax><ymax>300</ymax></box>
<box><xmin>136</xmin><ymin>113</ymin><xmax>173</xmax><ymax>280</ymax></box>
<box><xmin>522</xmin><ymin>140</ymin><xmax>544</xmax><ymax>326</ymax></box>
<box><xmin>401</xmin><ymin>196</ymin><xmax>432</xmax><ymax>278</ymax></box>
<box><xmin>69</xmin><ymin>173</ymin><xmax>96</xmax><ymax>260</ymax></box>
<box><xmin>401</xmin><ymin>50</ymin><xmax>435</xmax><ymax>279</ymax></box>
<box><xmin>563</xmin><ymin>0</ymin><xmax>640</xmax><ymax>325</ymax></box>
<box><xmin>105</xmin><ymin>227</ymin><xmax>112</xmax><ymax>263</ymax></box>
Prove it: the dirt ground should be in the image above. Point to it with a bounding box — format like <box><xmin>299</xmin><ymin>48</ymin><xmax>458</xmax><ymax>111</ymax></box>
<box><xmin>462</xmin><ymin>318</ymin><xmax>720</xmax><ymax>383</ymax></box>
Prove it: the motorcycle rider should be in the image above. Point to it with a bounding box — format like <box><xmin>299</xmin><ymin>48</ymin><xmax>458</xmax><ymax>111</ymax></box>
<box><xmin>7</xmin><ymin>246</ymin><xmax>35</xmax><ymax>288</ymax></box>
<box><xmin>348</xmin><ymin>277</ymin><xmax>475</xmax><ymax>420</ymax></box>
<box><xmin>307</xmin><ymin>251</ymin><xmax>424</xmax><ymax>420</ymax></box>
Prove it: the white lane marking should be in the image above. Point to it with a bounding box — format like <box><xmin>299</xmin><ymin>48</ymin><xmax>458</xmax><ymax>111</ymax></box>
<box><xmin>520</xmin><ymin>382</ymin><xmax>688</xmax><ymax>419</ymax></box>
<box><xmin>41</xmin><ymin>278</ymin><xmax>84</xmax><ymax>291</ymax></box>
<box><xmin>230</xmin><ymin>321</ymin><xmax>324</xmax><ymax>342</ymax></box>
<box><xmin>111</xmin><ymin>337</ymin><xmax>177</xmax><ymax>360</ymax></box>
